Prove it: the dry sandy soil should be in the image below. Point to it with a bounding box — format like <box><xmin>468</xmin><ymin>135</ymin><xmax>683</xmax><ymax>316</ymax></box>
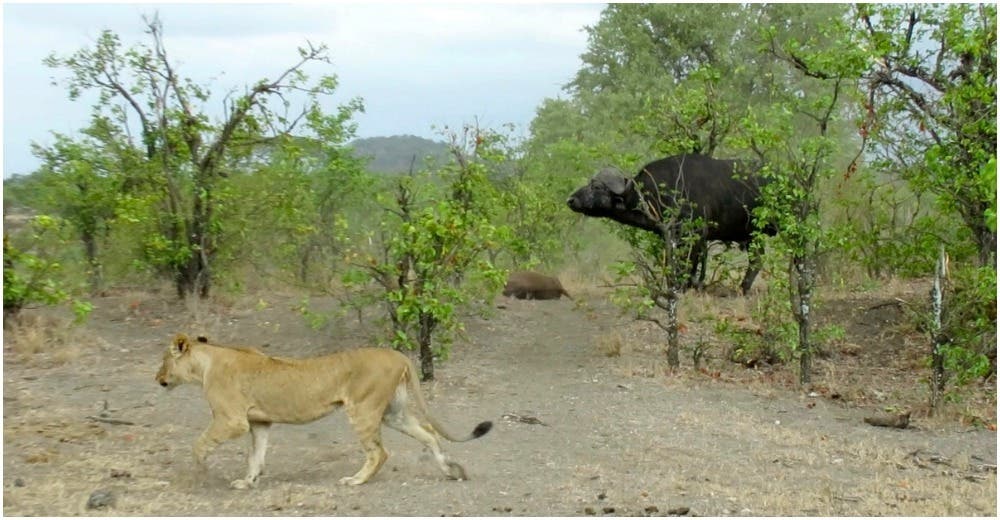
<box><xmin>3</xmin><ymin>280</ymin><xmax>996</xmax><ymax>516</ymax></box>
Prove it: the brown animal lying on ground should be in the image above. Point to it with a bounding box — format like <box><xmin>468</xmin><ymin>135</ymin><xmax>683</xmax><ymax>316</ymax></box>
<box><xmin>502</xmin><ymin>271</ymin><xmax>571</xmax><ymax>300</ymax></box>
<box><xmin>155</xmin><ymin>334</ymin><xmax>492</xmax><ymax>487</ymax></box>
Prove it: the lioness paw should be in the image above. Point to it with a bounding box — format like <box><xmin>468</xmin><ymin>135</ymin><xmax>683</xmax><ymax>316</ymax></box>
<box><xmin>230</xmin><ymin>479</ymin><xmax>255</xmax><ymax>490</ymax></box>
<box><xmin>447</xmin><ymin>462</ymin><xmax>468</xmax><ymax>481</ymax></box>
<box><xmin>338</xmin><ymin>476</ymin><xmax>365</xmax><ymax>486</ymax></box>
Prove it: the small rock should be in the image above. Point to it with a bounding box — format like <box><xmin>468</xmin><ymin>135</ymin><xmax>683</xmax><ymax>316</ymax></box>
<box><xmin>602</xmin><ymin>506</ymin><xmax>616</xmax><ymax>514</ymax></box>
<box><xmin>87</xmin><ymin>489</ymin><xmax>115</xmax><ymax>509</ymax></box>
<box><xmin>584</xmin><ymin>506</ymin><xmax>597</xmax><ymax>515</ymax></box>
<box><xmin>644</xmin><ymin>505</ymin><xmax>659</xmax><ymax>515</ymax></box>
<box><xmin>667</xmin><ymin>506</ymin><xmax>690</xmax><ymax>516</ymax></box>
<box><xmin>110</xmin><ymin>469</ymin><xmax>131</xmax><ymax>478</ymax></box>
<box><xmin>13</xmin><ymin>478</ymin><xmax>25</xmax><ymax>487</ymax></box>
<box><xmin>597</xmin><ymin>492</ymin><xmax>607</xmax><ymax>500</ymax></box>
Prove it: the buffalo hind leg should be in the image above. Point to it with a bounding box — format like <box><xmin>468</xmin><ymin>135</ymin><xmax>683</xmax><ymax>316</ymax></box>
<box><xmin>685</xmin><ymin>238</ymin><xmax>709</xmax><ymax>291</ymax></box>
<box><xmin>740</xmin><ymin>239</ymin><xmax>764</xmax><ymax>295</ymax></box>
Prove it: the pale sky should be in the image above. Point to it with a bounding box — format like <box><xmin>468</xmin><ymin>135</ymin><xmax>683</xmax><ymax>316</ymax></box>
<box><xmin>1</xmin><ymin>2</ymin><xmax>605</xmax><ymax>177</ymax></box>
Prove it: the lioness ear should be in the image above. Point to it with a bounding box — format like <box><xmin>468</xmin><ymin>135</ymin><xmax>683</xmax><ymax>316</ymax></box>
<box><xmin>196</xmin><ymin>335</ymin><xmax>209</xmax><ymax>343</ymax></box>
<box><xmin>172</xmin><ymin>334</ymin><xmax>191</xmax><ymax>356</ymax></box>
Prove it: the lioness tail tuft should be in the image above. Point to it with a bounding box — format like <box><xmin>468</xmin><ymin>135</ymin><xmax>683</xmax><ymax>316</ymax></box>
<box><xmin>472</xmin><ymin>421</ymin><xmax>493</xmax><ymax>438</ymax></box>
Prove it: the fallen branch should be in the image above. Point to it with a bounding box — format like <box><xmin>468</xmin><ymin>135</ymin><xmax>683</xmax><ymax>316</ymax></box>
<box><xmin>86</xmin><ymin>415</ymin><xmax>135</xmax><ymax>426</ymax></box>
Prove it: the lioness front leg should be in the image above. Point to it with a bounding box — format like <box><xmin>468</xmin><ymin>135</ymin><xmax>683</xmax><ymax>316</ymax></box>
<box><xmin>193</xmin><ymin>416</ymin><xmax>249</xmax><ymax>476</ymax></box>
<box><xmin>231</xmin><ymin>422</ymin><xmax>271</xmax><ymax>490</ymax></box>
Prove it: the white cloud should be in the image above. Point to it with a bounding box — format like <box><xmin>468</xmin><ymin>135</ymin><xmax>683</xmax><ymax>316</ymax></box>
<box><xmin>2</xmin><ymin>3</ymin><xmax>604</xmax><ymax>176</ymax></box>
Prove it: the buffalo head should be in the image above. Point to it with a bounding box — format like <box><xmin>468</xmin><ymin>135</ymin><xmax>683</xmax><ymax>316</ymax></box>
<box><xmin>566</xmin><ymin>167</ymin><xmax>641</xmax><ymax>217</ymax></box>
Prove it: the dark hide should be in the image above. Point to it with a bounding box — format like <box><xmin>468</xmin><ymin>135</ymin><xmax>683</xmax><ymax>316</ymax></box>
<box><xmin>567</xmin><ymin>154</ymin><xmax>775</xmax><ymax>294</ymax></box>
<box><xmin>502</xmin><ymin>271</ymin><xmax>571</xmax><ymax>300</ymax></box>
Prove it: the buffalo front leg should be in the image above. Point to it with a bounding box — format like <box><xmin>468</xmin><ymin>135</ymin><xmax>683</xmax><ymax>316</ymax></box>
<box><xmin>231</xmin><ymin>422</ymin><xmax>271</xmax><ymax>489</ymax></box>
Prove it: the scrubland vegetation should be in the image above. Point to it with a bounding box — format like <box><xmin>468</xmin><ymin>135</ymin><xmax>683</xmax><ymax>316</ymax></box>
<box><xmin>4</xmin><ymin>4</ymin><xmax>995</xmax><ymax>406</ymax></box>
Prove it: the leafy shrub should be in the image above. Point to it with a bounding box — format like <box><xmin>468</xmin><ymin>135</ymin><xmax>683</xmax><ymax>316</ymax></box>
<box><xmin>3</xmin><ymin>217</ymin><xmax>91</xmax><ymax>323</ymax></box>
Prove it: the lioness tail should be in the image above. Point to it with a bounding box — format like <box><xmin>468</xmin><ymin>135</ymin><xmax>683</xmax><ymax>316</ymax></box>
<box><xmin>404</xmin><ymin>359</ymin><xmax>493</xmax><ymax>443</ymax></box>
<box><xmin>472</xmin><ymin>421</ymin><xmax>493</xmax><ymax>438</ymax></box>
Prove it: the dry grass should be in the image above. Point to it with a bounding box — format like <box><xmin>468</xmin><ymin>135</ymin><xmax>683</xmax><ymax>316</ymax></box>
<box><xmin>557</xmin><ymin>266</ymin><xmax>612</xmax><ymax>301</ymax></box>
<box><xmin>2</xmin><ymin>314</ymin><xmax>98</xmax><ymax>367</ymax></box>
<box><xmin>595</xmin><ymin>332</ymin><xmax>625</xmax><ymax>358</ymax></box>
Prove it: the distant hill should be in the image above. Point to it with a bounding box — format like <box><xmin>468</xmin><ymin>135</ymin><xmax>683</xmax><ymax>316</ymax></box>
<box><xmin>351</xmin><ymin>135</ymin><xmax>450</xmax><ymax>174</ymax></box>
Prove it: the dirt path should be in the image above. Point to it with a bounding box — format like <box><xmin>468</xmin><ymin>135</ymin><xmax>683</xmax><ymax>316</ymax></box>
<box><xmin>3</xmin><ymin>290</ymin><xmax>996</xmax><ymax>516</ymax></box>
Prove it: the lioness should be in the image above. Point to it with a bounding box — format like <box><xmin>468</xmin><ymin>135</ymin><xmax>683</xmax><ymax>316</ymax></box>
<box><xmin>155</xmin><ymin>334</ymin><xmax>492</xmax><ymax>487</ymax></box>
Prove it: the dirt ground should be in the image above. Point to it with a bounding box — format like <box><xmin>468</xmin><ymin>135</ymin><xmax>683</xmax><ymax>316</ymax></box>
<box><xmin>2</xmin><ymin>280</ymin><xmax>997</xmax><ymax>516</ymax></box>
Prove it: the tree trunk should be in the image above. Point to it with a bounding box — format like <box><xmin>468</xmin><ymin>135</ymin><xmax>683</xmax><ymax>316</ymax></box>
<box><xmin>929</xmin><ymin>245</ymin><xmax>947</xmax><ymax>411</ymax></box>
<box><xmin>175</xmin><ymin>180</ymin><xmax>214</xmax><ymax>299</ymax></box>
<box><xmin>418</xmin><ymin>313</ymin><xmax>436</xmax><ymax>381</ymax></box>
<box><xmin>81</xmin><ymin>229</ymin><xmax>102</xmax><ymax>294</ymax></box>
<box><xmin>975</xmin><ymin>222</ymin><xmax>996</xmax><ymax>269</ymax></box>
<box><xmin>792</xmin><ymin>255</ymin><xmax>814</xmax><ymax>385</ymax></box>
<box><xmin>665</xmin><ymin>288</ymin><xmax>680</xmax><ymax>368</ymax></box>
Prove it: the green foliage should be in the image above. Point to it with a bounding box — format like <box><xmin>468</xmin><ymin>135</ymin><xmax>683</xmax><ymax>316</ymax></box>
<box><xmin>5</xmin><ymin>118</ymin><xmax>145</xmax><ymax>292</ymax></box>
<box><xmin>215</xmin><ymin>104</ymin><xmax>368</xmax><ymax>292</ymax></box>
<box><xmin>939</xmin><ymin>264</ymin><xmax>997</xmax><ymax>384</ymax></box>
<box><xmin>3</xmin><ymin>218</ymin><xmax>91</xmax><ymax>323</ymax></box>
<box><xmin>341</xmin><ymin>125</ymin><xmax>511</xmax><ymax>380</ymax></box>
<box><xmin>715</xmin><ymin>245</ymin><xmax>797</xmax><ymax>365</ymax></box>
<box><xmin>43</xmin><ymin>15</ymin><xmax>361</xmax><ymax>298</ymax></box>
<box><xmin>854</xmin><ymin>3</ymin><xmax>997</xmax><ymax>267</ymax></box>
<box><xmin>735</xmin><ymin>10</ymin><xmax>866</xmax><ymax>384</ymax></box>
<box><xmin>607</xmin><ymin>191</ymin><xmax>705</xmax><ymax>368</ymax></box>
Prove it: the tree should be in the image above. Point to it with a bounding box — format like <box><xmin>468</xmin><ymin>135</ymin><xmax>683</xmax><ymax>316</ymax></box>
<box><xmin>45</xmin><ymin>14</ymin><xmax>357</xmax><ymax>298</ymax></box>
<box><xmin>565</xmin><ymin>4</ymin><xmax>849</xmax><ymax>159</ymax></box>
<box><xmin>741</xmin><ymin>14</ymin><xmax>867</xmax><ymax>385</ymax></box>
<box><xmin>12</xmin><ymin>117</ymin><xmax>139</xmax><ymax>293</ymax></box>
<box><xmin>855</xmin><ymin>4</ymin><xmax>997</xmax><ymax>268</ymax></box>
<box><xmin>850</xmin><ymin>4</ymin><xmax>997</xmax><ymax>389</ymax></box>
<box><xmin>217</xmin><ymin>103</ymin><xmax>367</xmax><ymax>291</ymax></box>
<box><xmin>343</xmin><ymin>125</ymin><xmax>509</xmax><ymax>381</ymax></box>
<box><xmin>611</xmin><ymin>203</ymin><xmax>703</xmax><ymax>369</ymax></box>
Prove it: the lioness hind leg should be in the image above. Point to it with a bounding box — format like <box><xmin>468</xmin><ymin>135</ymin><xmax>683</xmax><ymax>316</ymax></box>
<box><xmin>231</xmin><ymin>422</ymin><xmax>271</xmax><ymax>490</ymax></box>
<box><xmin>340</xmin><ymin>409</ymin><xmax>388</xmax><ymax>486</ymax></box>
<box><xmin>383</xmin><ymin>408</ymin><xmax>467</xmax><ymax>480</ymax></box>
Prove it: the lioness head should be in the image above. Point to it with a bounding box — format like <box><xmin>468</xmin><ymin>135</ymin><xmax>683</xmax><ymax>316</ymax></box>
<box><xmin>155</xmin><ymin>334</ymin><xmax>199</xmax><ymax>389</ymax></box>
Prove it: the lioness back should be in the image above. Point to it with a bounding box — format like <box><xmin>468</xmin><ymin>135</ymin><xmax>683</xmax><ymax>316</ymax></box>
<box><xmin>230</xmin><ymin>347</ymin><xmax>410</xmax><ymax>425</ymax></box>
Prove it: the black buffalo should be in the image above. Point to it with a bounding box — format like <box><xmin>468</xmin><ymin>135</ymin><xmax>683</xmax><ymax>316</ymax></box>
<box><xmin>566</xmin><ymin>154</ymin><xmax>774</xmax><ymax>294</ymax></box>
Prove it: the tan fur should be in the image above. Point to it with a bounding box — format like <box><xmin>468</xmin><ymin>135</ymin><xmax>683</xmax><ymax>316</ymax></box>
<box><xmin>155</xmin><ymin>334</ymin><xmax>492</xmax><ymax>488</ymax></box>
<box><xmin>503</xmin><ymin>271</ymin><xmax>571</xmax><ymax>300</ymax></box>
